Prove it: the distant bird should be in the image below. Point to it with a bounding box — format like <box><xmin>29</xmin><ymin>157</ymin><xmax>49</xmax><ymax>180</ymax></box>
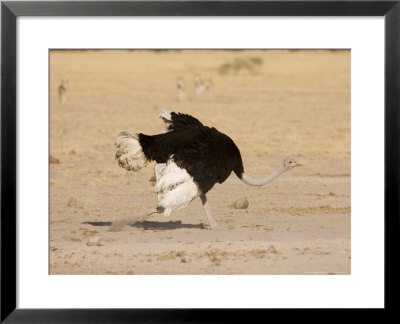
<box><xmin>194</xmin><ymin>75</ymin><xmax>205</xmax><ymax>96</ymax></box>
<box><xmin>177</xmin><ymin>78</ymin><xmax>186</xmax><ymax>100</ymax></box>
<box><xmin>58</xmin><ymin>80</ymin><xmax>69</xmax><ymax>105</ymax></box>
<box><xmin>110</xmin><ymin>109</ymin><xmax>300</xmax><ymax>231</ymax></box>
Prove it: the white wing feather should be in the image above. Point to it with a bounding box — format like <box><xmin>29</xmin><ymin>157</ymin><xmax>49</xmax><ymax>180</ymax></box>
<box><xmin>156</xmin><ymin>160</ymin><xmax>200</xmax><ymax>216</ymax></box>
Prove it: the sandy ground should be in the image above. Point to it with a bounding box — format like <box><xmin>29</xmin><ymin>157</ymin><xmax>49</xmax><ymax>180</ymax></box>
<box><xmin>49</xmin><ymin>50</ymin><xmax>350</xmax><ymax>274</ymax></box>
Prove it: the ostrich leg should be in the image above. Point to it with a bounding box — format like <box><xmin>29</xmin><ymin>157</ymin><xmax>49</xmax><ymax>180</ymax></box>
<box><xmin>155</xmin><ymin>163</ymin><xmax>166</xmax><ymax>180</ymax></box>
<box><xmin>200</xmin><ymin>194</ymin><xmax>220</xmax><ymax>230</ymax></box>
<box><xmin>155</xmin><ymin>163</ymin><xmax>166</xmax><ymax>208</ymax></box>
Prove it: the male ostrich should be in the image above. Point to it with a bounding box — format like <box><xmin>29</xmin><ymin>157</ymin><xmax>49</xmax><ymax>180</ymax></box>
<box><xmin>110</xmin><ymin>109</ymin><xmax>300</xmax><ymax>231</ymax></box>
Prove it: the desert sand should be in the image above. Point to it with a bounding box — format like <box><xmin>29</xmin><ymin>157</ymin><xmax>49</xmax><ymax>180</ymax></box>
<box><xmin>49</xmin><ymin>49</ymin><xmax>350</xmax><ymax>274</ymax></box>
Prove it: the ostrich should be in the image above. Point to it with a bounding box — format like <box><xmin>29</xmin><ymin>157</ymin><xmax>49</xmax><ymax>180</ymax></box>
<box><xmin>110</xmin><ymin>109</ymin><xmax>300</xmax><ymax>231</ymax></box>
<box><xmin>58</xmin><ymin>79</ymin><xmax>69</xmax><ymax>105</ymax></box>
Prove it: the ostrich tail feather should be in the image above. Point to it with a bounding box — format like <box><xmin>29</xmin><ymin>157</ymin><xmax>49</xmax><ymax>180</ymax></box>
<box><xmin>115</xmin><ymin>131</ymin><xmax>149</xmax><ymax>171</ymax></box>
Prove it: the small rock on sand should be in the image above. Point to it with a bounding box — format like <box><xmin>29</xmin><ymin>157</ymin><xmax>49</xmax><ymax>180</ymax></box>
<box><xmin>233</xmin><ymin>197</ymin><xmax>249</xmax><ymax>209</ymax></box>
<box><xmin>86</xmin><ymin>235</ymin><xmax>114</xmax><ymax>246</ymax></box>
<box><xmin>49</xmin><ymin>155</ymin><xmax>60</xmax><ymax>164</ymax></box>
<box><xmin>67</xmin><ymin>196</ymin><xmax>78</xmax><ymax>207</ymax></box>
<box><xmin>70</xmin><ymin>235</ymin><xmax>82</xmax><ymax>242</ymax></box>
<box><xmin>87</xmin><ymin>237</ymin><xmax>102</xmax><ymax>246</ymax></box>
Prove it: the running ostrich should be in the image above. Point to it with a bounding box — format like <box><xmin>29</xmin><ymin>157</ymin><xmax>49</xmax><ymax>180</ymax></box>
<box><xmin>110</xmin><ymin>109</ymin><xmax>300</xmax><ymax>231</ymax></box>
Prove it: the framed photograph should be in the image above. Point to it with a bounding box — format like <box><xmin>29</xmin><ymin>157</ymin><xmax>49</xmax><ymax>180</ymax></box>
<box><xmin>1</xmin><ymin>0</ymin><xmax>399</xmax><ymax>321</ymax></box>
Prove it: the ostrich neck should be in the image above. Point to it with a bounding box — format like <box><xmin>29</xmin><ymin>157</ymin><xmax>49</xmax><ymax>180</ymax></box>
<box><xmin>241</xmin><ymin>165</ymin><xmax>287</xmax><ymax>186</ymax></box>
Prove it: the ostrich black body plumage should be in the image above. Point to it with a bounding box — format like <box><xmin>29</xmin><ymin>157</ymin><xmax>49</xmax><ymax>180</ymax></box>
<box><xmin>138</xmin><ymin>112</ymin><xmax>244</xmax><ymax>194</ymax></box>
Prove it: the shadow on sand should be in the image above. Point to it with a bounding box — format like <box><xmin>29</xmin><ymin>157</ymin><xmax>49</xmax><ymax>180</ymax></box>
<box><xmin>82</xmin><ymin>220</ymin><xmax>205</xmax><ymax>230</ymax></box>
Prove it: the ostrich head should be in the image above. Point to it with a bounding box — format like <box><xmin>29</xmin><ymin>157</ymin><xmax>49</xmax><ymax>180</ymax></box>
<box><xmin>282</xmin><ymin>157</ymin><xmax>301</xmax><ymax>169</ymax></box>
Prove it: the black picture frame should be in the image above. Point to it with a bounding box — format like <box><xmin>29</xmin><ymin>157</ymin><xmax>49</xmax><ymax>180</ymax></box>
<box><xmin>1</xmin><ymin>0</ymin><xmax>399</xmax><ymax>322</ymax></box>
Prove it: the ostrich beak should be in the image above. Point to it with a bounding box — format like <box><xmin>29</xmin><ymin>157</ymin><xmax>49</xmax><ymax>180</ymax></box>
<box><xmin>293</xmin><ymin>162</ymin><xmax>302</xmax><ymax>167</ymax></box>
